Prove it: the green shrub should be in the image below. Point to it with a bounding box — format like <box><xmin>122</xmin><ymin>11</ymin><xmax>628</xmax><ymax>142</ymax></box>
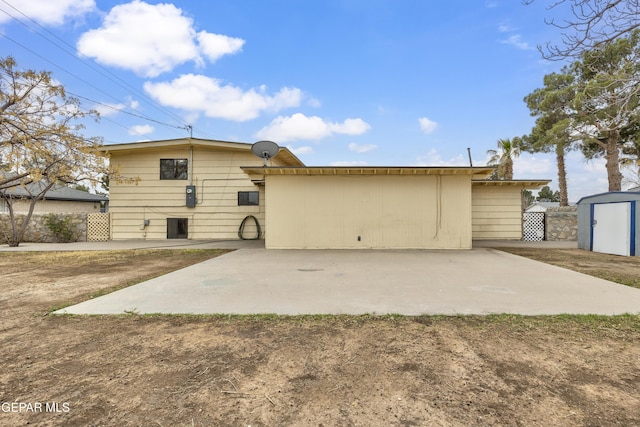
<box><xmin>44</xmin><ymin>214</ymin><xmax>76</xmax><ymax>243</ymax></box>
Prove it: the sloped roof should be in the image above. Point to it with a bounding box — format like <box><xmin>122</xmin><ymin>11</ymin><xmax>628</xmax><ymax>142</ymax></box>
<box><xmin>1</xmin><ymin>178</ymin><xmax>107</xmax><ymax>202</ymax></box>
<box><xmin>529</xmin><ymin>202</ymin><xmax>561</xmax><ymax>209</ymax></box>
<box><xmin>577</xmin><ymin>191</ymin><xmax>640</xmax><ymax>204</ymax></box>
<box><xmin>100</xmin><ymin>137</ymin><xmax>305</xmax><ymax>167</ymax></box>
<box><xmin>525</xmin><ymin>201</ymin><xmax>576</xmax><ymax>211</ymax></box>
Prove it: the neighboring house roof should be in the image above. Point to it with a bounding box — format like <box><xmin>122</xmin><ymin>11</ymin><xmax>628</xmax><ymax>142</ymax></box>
<box><xmin>100</xmin><ymin>137</ymin><xmax>305</xmax><ymax>167</ymax></box>
<box><xmin>527</xmin><ymin>202</ymin><xmax>560</xmax><ymax>211</ymax></box>
<box><xmin>1</xmin><ymin>178</ymin><xmax>107</xmax><ymax>202</ymax></box>
<box><xmin>525</xmin><ymin>201</ymin><xmax>577</xmax><ymax>212</ymax></box>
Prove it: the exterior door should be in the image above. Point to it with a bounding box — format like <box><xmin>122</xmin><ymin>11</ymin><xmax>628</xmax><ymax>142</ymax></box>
<box><xmin>592</xmin><ymin>203</ymin><xmax>630</xmax><ymax>256</ymax></box>
<box><xmin>167</xmin><ymin>218</ymin><xmax>188</xmax><ymax>239</ymax></box>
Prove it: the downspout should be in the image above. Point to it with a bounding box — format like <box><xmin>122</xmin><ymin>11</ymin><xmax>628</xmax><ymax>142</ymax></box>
<box><xmin>433</xmin><ymin>175</ymin><xmax>441</xmax><ymax>239</ymax></box>
<box><xmin>189</xmin><ymin>144</ymin><xmax>194</xmax><ymax>186</ymax></box>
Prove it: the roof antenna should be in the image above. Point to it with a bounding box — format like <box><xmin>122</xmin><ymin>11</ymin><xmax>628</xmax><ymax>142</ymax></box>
<box><xmin>251</xmin><ymin>140</ymin><xmax>280</xmax><ymax>167</ymax></box>
<box><xmin>467</xmin><ymin>147</ymin><xmax>473</xmax><ymax>167</ymax></box>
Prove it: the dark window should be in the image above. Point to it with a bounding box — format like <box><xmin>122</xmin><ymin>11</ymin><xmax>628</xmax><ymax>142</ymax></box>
<box><xmin>160</xmin><ymin>159</ymin><xmax>188</xmax><ymax>180</ymax></box>
<box><xmin>238</xmin><ymin>191</ymin><xmax>259</xmax><ymax>206</ymax></box>
<box><xmin>167</xmin><ymin>218</ymin><xmax>188</xmax><ymax>239</ymax></box>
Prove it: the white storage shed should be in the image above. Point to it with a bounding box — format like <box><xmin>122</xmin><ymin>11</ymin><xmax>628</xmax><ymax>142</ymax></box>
<box><xmin>577</xmin><ymin>192</ymin><xmax>640</xmax><ymax>256</ymax></box>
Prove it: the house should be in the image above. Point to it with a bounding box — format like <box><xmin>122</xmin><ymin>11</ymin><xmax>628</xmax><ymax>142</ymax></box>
<box><xmin>102</xmin><ymin>138</ymin><xmax>303</xmax><ymax>240</ymax></box>
<box><xmin>103</xmin><ymin>138</ymin><xmax>550</xmax><ymax>248</ymax></box>
<box><xmin>0</xmin><ymin>179</ymin><xmax>108</xmax><ymax>214</ymax></box>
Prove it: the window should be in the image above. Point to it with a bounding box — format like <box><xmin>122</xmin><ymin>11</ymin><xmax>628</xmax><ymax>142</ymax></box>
<box><xmin>238</xmin><ymin>191</ymin><xmax>259</xmax><ymax>206</ymax></box>
<box><xmin>160</xmin><ymin>159</ymin><xmax>188</xmax><ymax>180</ymax></box>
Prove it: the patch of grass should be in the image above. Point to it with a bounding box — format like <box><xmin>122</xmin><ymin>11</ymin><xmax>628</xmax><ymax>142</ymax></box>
<box><xmin>40</xmin><ymin>249</ymin><xmax>231</xmax><ymax>314</ymax></box>
<box><xmin>56</xmin><ymin>312</ymin><xmax>640</xmax><ymax>335</ymax></box>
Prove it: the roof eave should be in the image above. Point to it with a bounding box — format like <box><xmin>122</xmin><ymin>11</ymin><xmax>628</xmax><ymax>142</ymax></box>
<box><xmin>472</xmin><ymin>179</ymin><xmax>551</xmax><ymax>189</ymax></box>
<box><xmin>100</xmin><ymin>138</ymin><xmax>305</xmax><ymax>167</ymax></box>
<box><xmin>241</xmin><ymin>166</ymin><xmax>495</xmax><ymax>176</ymax></box>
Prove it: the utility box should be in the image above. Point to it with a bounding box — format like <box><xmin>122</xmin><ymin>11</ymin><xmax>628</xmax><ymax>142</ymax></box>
<box><xmin>186</xmin><ymin>185</ymin><xmax>196</xmax><ymax>207</ymax></box>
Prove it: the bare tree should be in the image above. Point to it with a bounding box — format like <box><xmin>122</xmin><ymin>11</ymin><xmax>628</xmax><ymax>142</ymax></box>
<box><xmin>526</xmin><ymin>0</ymin><xmax>640</xmax><ymax>60</ymax></box>
<box><xmin>0</xmin><ymin>56</ymin><xmax>113</xmax><ymax>246</ymax></box>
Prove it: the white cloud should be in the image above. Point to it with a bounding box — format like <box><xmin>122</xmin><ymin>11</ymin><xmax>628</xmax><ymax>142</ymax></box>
<box><xmin>127</xmin><ymin>97</ymin><xmax>140</xmax><ymax>109</ymax></box>
<box><xmin>196</xmin><ymin>32</ymin><xmax>245</xmax><ymax>62</ymax></box>
<box><xmin>128</xmin><ymin>124</ymin><xmax>154</xmax><ymax>135</ymax></box>
<box><xmin>95</xmin><ymin>102</ymin><xmax>125</xmax><ymax>117</ymax></box>
<box><xmin>288</xmin><ymin>145</ymin><xmax>314</xmax><ymax>155</ymax></box>
<box><xmin>500</xmin><ymin>34</ymin><xmax>533</xmax><ymax>51</ymax></box>
<box><xmin>255</xmin><ymin>113</ymin><xmax>371</xmax><ymax>142</ymax></box>
<box><xmin>512</xmin><ymin>155</ymin><xmax>554</xmax><ymax>177</ymax></box>
<box><xmin>76</xmin><ymin>1</ymin><xmax>244</xmax><ymax>77</ymax></box>
<box><xmin>0</xmin><ymin>0</ymin><xmax>95</xmax><ymax>25</ymax></box>
<box><xmin>348</xmin><ymin>142</ymin><xmax>377</xmax><ymax>153</ymax></box>
<box><xmin>307</xmin><ymin>97</ymin><xmax>322</xmax><ymax>108</ymax></box>
<box><xmin>418</xmin><ymin>117</ymin><xmax>438</xmax><ymax>134</ymax></box>
<box><xmin>143</xmin><ymin>74</ymin><xmax>302</xmax><ymax>121</ymax></box>
<box><xmin>331</xmin><ymin>161</ymin><xmax>368</xmax><ymax>166</ymax></box>
<box><xmin>415</xmin><ymin>149</ymin><xmax>467</xmax><ymax>166</ymax></box>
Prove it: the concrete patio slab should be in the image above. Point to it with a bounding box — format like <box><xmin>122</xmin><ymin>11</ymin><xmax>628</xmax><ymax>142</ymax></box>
<box><xmin>56</xmin><ymin>247</ymin><xmax>640</xmax><ymax>316</ymax></box>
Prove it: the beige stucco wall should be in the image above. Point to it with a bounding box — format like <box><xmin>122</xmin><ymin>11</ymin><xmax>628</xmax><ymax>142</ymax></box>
<box><xmin>109</xmin><ymin>146</ymin><xmax>288</xmax><ymax>240</ymax></box>
<box><xmin>265</xmin><ymin>174</ymin><xmax>472</xmax><ymax>249</ymax></box>
<box><xmin>1</xmin><ymin>199</ymin><xmax>102</xmax><ymax>214</ymax></box>
<box><xmin>472</xmin><ymin>185</ymin><xmax>523</xmax><ymax>240</ymax></box>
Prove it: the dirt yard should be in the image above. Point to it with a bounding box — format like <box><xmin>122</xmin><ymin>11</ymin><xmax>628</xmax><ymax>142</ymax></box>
<box><xmin>0</xmin><ymin>248</ymin><xmax>639</xmax><ymax>426</ymax></box>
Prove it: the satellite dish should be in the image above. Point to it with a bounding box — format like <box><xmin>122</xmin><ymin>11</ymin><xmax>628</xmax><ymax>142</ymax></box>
<box><xmin>251</xmin><ymin>140</ymin><xmax>280</xmax><ymax>166</ymax></box>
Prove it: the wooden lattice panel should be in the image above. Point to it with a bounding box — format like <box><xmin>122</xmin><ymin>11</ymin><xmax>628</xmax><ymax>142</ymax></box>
<box><xmin>87</xmin><ymin>213</ymin><xmax>110</xmax><ymax>241</ymax></box>
<box><xmin>523</xmin><ymin>212</ymin><xmax>545</xmax><ymax>241</ymax></box>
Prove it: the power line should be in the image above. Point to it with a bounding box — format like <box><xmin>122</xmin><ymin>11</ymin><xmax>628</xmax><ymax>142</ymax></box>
<box><xmin>67</xmin><ymin>91</ymin><xmax>187</xmax><ymax>131</ymax></box>
<box><xmin>0</xmin><ymin>1</ymin><xmax>215</xmax><ymax>140</ymax></box>
<box><xmin>0</xmin><ymin>0</ymin><xmax>189</xmax><ymax>126</ymax></box>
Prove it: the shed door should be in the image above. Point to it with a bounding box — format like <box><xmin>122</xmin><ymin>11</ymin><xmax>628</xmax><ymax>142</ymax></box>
<box><xmin>592</xmin><ymin>203</ymin><xmax>630</xmax><ymax>256</ymax></box>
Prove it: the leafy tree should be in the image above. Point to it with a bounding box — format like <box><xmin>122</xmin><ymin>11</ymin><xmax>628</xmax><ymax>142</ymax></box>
<box><xmin>486</xmin><ymin>137</ymin><xmax>522</xmax><ymax>180</ymax></box>
<box><xmin>523</xmin><ymin>30</ymin><xmax>640</xmax><ymax>193</ymax></box>
<box><xmin>0</xmin><ymin>56</ymin><xmax>113</xmax><ymax>246</ymax></box>
<box><xmin>536</xmin><ymin>185</ymin><xmax>560</xmax><ymax>202</ymax></box>
<box><xmin>522</xmin><ymin>189</ymin><xmax>536</xmax><ymax>210</ymax></box>
<box><xmin>523</xmin><ymin>71</ymin><xmax>577</xmax><ymax>206</ymax></box>
<box><xmin>571</xmin><ymin>30</ymin><xmax>640</xmax><ymax>191</ymax></box>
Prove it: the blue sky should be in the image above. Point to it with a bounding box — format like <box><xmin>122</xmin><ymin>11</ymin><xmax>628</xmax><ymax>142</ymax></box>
<box><xmin>1</xmin><ymin>0</ymin><xmax>636</xmax><ymax>200</ymax></box>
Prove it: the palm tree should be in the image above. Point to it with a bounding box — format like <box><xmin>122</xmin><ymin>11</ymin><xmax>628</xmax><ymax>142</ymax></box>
<box><xmin>486</xmin><ymin>137</ymin><xmax>521</xmax><ymax>180</ymax></box>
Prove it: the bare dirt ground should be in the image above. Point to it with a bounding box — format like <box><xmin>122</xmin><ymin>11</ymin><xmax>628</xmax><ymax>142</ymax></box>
<box><xmin>498</xmin><ymin>248</ymin><xmax>640</xmax><ymax>290</ymax></box>
<box><xmin>0</xmin><ymin>248</ymin><xmax>639</xmax><ymax>427</ymax></box>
